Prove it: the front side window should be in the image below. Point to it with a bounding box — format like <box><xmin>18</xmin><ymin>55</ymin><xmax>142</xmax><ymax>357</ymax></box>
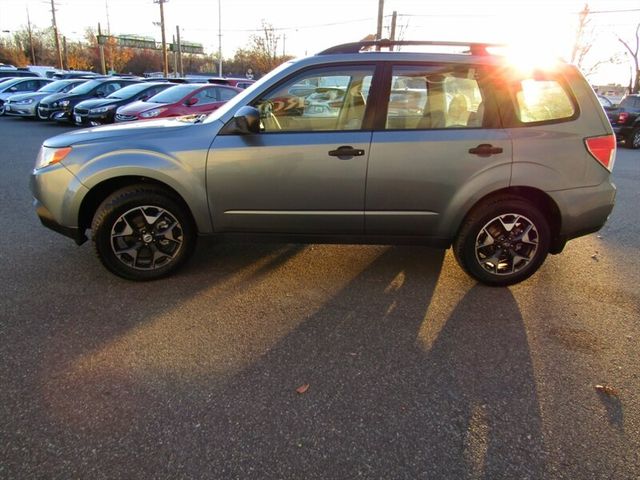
<box><xmin>385</xmin><ymin>65</ymin><xmax>485</xmax><ymax>130</ymax></box>
<box><xmin>511</xmin><ymin>76</ymin><xmax>575</xmax><ymax>123</ymax></box>
<box><xmin>252</xmin><ymin>65</ymin><xmax>374</xmax><ymax>132</ymax></box>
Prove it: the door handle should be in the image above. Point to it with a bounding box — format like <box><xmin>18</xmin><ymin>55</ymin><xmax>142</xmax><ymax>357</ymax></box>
<box><xmin>468</xmin><ymin>144</ymin><xmax>504</xmax><ymax>157</ymax></box>
<box><xmin>328</xmin><ymin>146</ymin><xmax>365</xmax><ymax>159</ymax></box>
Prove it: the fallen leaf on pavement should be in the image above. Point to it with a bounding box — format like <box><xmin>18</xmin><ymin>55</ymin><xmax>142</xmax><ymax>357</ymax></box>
<box><xmin>296</xmin><ymin>384</ymin><xmax>310</xmax><ymax>394</ymax></box>
<box><xmin>595</xmin><ymin>384</ymin><xmax>619</xmax><ymax>397</ymax></box>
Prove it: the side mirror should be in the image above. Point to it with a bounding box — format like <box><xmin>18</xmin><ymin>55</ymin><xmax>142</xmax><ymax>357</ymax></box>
<box><xmin>220</xmin><ymin>106</ymin><xmax>261</xmax><ymax>135</ymax></box>
<box><xmin>185</xmin><ymin>97</ymin><xmax>198</xmax><ymax>106</ymax></box>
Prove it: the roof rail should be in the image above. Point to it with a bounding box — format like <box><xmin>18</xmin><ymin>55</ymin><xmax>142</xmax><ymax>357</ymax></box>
<box><xmin>318</xmin><ymin>39</ymin><xmax>504</xmax><ymax>56</ymax></box>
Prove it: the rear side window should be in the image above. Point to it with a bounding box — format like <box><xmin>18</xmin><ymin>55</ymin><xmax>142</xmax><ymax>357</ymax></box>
<box><xmin>512</xmin><ymin>77</ymin><xmax>575</xmax><ymax>123</ymax></box>
<box><xmin>385</xmin><ymin>65</ymin><xmax>486</xmax><ymax>130</ymax></box>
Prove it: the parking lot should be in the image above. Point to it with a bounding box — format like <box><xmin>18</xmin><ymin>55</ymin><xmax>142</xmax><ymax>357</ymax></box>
<box><xmin>1</xmin><ymin>115</ymin><xmax>639</xmax><ymax>478</ymax></box>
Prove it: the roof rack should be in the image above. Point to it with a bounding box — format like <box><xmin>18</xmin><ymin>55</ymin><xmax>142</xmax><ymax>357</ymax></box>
<box><xmin>318</xmin><ymin>40</ymin><xmax>504</xmax><ymax>56</ymax></box>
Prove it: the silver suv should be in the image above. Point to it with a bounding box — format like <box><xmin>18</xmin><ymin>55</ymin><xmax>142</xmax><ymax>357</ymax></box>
<box><xmin>30</xmin><ymin>40</ymin><xmax>616</xmax><ymax>286</ymax></box>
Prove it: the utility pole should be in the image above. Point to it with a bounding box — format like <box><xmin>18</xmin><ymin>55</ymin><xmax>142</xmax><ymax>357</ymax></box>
<box><xmin>62</xmin><ymin>35</ymin><xmax>68</xmax><ymax>70</ymax></box>
<box><xmin>282</xmin><ymin>33</ymin><xmax>286</xmax><ymax>57</ymax></box>
<box><xmin>105</xmin><ymin>0</ymin><xmax>113</xmax><ymax>74</ymax></box>
<box><xmin>50</xmin><ymin>0</ymin><xmax>64</xmax><ymax>69</ymax></box>
<box><xmin>26</xmin><ymin>7</ymin><xmax>36</xmax><ymax>64</ymax></box>
<box><xmin>154</xmin><ymin>0</ymin><xmax>169</xmax><ymax>77</ymax></box>
<box><xmin>176</xmin><ymin>25</ymin><xmax>183</xmax><ymax>76</ymax></box>
<box><xmin>98</xmin><ymin>23</ymin><xmax>106</xmax><ymax>74</ymax></box>
<box><xmin>389</xmin><ymin>11</ymin><xmax>397</xmax><ymax>51</ymax></box>
<box><xmin>376</xmin><ymin>0</ymin><xmax>384</xmax><ymax>50</ymax></box>
<box><xmin>218</xmin><ymin>0</ymin><xmax>222</xmax><ymax>77</ymax></box>
<box><xmin>172</xmin><ymin>34</ymin><xmax>178</xmax><ymax>75</ymax></box>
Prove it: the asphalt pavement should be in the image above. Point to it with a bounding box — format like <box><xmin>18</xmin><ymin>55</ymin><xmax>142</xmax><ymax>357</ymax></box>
<box><xmin>1</xmin><ymin>116</ymin><xmax>638</xmax><ymax>479</ymax></box>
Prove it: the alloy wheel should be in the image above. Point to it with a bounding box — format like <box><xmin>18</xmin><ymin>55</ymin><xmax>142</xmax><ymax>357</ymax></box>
<box><xmin>110</xmin><ymin>205</ymin><xmax>184</xmax><ymax>271</ymax></box>
<box><xmin>475</xmin><ymin>213</ymin><xmax>539</xmax><ymax>275</ymax></box>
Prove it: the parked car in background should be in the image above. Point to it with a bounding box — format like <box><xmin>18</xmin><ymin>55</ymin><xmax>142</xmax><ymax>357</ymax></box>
<box><xmin>38</xmin><ymin>77</ymin><xmax>140</xmax><ymax>122</ymax></box>
<box><xmin>208</xmin><ymin>77</ymin><xmax>256</xmax><ymax>89</ymax></box>
<box><xmin>0</xmin><ymin>77</ymin><xmax>53</xmax><ymax>115</ymax></box>
<box><xmin>115</xmin><ymin>83</ymin><xmax>240</xmax><ymax>122</ymax></box>
<box><xmin>607</xmin><ymin>94</ymin><xmax>640</xmax><ymax>149</ymax></box>
<box><xmin>72</xmin><ymin>82</ymin><xmax>172</xmax><ymax>126</ymax></box>
<box><xmin>28</xmin><ymin>66</ymin><xmax>59</xmax><ymax>78</ymax></box>
<box><xmin>4</xmin><ymin>79</ymin><xmax>87</xmax><ymax>119</ymax></box>
<box><xmin>52</xmin><ymin>71</ymin><xmax>99</xmax><ymax>80</ymax></box>
<box><xmin>0</xmin><ymin>69</ymin><xmax>39</xmax><ymax>79</ymax></box>
<box><xmin>303</xmin><ymin>87</ymin><xmax>346</xmax><ymax>117</ymax></box>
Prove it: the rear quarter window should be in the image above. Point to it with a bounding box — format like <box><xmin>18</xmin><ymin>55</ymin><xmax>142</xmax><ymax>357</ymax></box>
<box><xmin>511</xmin><ymin>76</ymin><xmax>576</xmax><ymax>124</ymax></box>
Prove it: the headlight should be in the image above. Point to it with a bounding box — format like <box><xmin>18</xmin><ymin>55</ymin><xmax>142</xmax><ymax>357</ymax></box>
<box><xmin>89</xmin><ymin>105</ymin><xmax>116</xmax><ymax>114</ymax></box>
<box><xmin>34</xmin><ymin>146</ymin><xmax>72</xmax><ymax>170</ymax></box>
<box><xmin>139</xmin><ymin>107</ymin><xmax>167</xmax><ymax>118</ymax></box>
<box><xmin>14</xmin><ymin>98</ymin><xmax>34</xmax><ymax>105</ymax></box>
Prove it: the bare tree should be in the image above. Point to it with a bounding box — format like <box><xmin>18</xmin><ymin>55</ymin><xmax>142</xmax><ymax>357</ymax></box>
<box><xmin>618</xmin><ymin>23</ymin><xmax>640</xmax><ymax>93</ymax></box>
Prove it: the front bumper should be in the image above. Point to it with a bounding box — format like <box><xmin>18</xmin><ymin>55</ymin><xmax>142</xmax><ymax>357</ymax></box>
<box><xmin>30</xmin><ymin>162</ymin><xmax>89</xmax><ymax>245</ymax></box>
<box><xmin>73</xmin><ymin>111</ymin><xmax>113</xmax><ymax>126</ymax></box>
<box><xmin>5</xmin><ymin>102</ymin><xmax>37</xmax><ymax>117</ymax></box>
<box><xmin>37</xmin><ymin>105</ymin><xmax>65</xmax><ymax>120</ymax></box>
<box><xmin>34</xmin><ymin>199</ymin><xmax>87</xmax><ymax>244</ymax></box>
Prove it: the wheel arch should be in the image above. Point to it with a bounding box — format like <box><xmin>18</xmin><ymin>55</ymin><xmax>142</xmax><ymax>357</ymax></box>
<box><xmin>78</xmin><ymin>176</ymin><xmax>200</xmax><ymax>235</ymax></box>
<box><xmin>452</xmin><ymin>186</ymin><xmax>564</xmax><ymax>254</ymax></box>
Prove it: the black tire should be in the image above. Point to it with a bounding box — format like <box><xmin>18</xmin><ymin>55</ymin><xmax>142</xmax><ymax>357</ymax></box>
<box><xmin>0</xmin><ymin>103</ymin><xmax>5</xmax><ymax>116</ymax></box>
<box><xmin>625</xmin><ymin>127</ymin><xmax>640</xmax><ymax>149</ymax></box>
<box><xmin>453</xmin><ymin>196</ymin><xmax>550</xmax><ymax>286</ymax></box>
<box><xmin>91</xmin><ymin>185</ymin><xmax>196</xmax><ymax>281</ymax></box>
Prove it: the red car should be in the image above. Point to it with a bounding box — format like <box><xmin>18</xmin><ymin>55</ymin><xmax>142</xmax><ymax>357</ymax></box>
<box><xmin>114</xmin><ymin>83</ymin><xmax>240</xmax><ymax>122</ymax></box>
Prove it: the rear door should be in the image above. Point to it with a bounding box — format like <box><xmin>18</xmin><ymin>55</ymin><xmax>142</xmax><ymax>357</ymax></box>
<box><xmin>365</xmin><ymin>63</ymin><xmax>512</xmax><ymax>237</ymax></box>
<box><xmin>207</xmin><ymin>64</ymin><xmax>378</xmax><ymax>234</ymax></box>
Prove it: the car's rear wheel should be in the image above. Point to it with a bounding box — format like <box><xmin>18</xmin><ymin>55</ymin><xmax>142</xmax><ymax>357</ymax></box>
<box><xmin>453</xmin><ymin>196</ymin><xmax>550</xmax><ymax>286</ymax></box>
<box><xmin>626</xmin><ymin>127</ymin><xmax>640</xmax><ymax>149</ymax></box>
<box><xmin>91</xmin><ymin>186</ymin><xmax>196</xmax><ymax>281</ymax></box>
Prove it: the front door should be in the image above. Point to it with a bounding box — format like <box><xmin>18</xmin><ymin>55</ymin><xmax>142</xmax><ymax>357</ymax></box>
<box><xmin>207</xmin><ymin>64</ymin><xmax>377</xmax><ymax>234</ymax></box>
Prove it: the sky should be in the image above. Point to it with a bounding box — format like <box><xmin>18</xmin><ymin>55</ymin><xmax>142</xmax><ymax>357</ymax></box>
<box><xmin>0</xmin><ymin>0</ymin><xmax>638</xmax><ymax>84</ymax></box>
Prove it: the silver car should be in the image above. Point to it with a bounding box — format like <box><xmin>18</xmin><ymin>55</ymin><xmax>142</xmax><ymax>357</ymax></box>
<box><xmin>30</xmin><ymin>40</ymin><xmax>616</xmax><ymax>285</ymax></box>
<box><xmin>4</xmin><ymin>79</ymin><xmax>87</xmax><ymax>118</ymax></box>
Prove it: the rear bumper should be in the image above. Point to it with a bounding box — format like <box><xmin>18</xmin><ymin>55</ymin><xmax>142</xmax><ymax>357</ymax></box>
<box><xmin>548</xmin><ymin>180</ymin><xmax>616</xmax><ymax>251</ymax></box>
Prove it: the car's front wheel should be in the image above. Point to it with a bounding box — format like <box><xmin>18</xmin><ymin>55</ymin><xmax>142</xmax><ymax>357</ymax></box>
<box><xmin>453</xmin><ymin>196</ymin><xmax>550</xmax><ymax>286</ymax></box>
<box><xmin>91</xmin><ymin>186</ymin><xmax>196</xmax><ymax>281</ymax></box>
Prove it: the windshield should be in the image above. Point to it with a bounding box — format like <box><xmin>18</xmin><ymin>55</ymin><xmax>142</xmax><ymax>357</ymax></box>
<box><xmin>39</xmin><ymin>80</ymin><xmax>73</xmax><ymax>93</ymax></box>
<box><xmin>0</xmin><ymin>78</ymin><xmax>19</xmax><ymax>89</ymax></box>
<box><xmin>68</xmin><ymin>79</ymin><xmax>102</xmax><ymax>95</ymax></box>
<box><xmin>147</xmin><ymin>84</ymin><xmax>203</xmax><ymax>103</ymax></box>
<box><xmin>106</xmin><ymin>82</ymin><xmax>150</xmax><ymax>99</ymax></box>
<box><xmin>203</xmin><ymin>61</ymin><xmax>295</xmax><ymax>124</ymax></box>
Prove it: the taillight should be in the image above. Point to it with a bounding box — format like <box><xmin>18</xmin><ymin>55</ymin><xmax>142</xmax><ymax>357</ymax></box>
<box><xmin>584</xmin><ymin>134</ymin><xmax>616</xmax><ymax>171</ymax></box>
<box><xmin>617</xmin><ymin>112</ymin><xmax>629</xmax><ymax>124</ymax></box>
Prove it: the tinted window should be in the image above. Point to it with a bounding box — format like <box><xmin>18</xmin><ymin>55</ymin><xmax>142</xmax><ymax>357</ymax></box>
<box><xmin>148</xmin><ymin>84</ymin><xmax>202</xmax><ymax>103</ymax></box>
<box><xmin>68</xmin><ymin>79</ymin><xmax>103</xmax><ymax>95</ymax></box>
<box><xmin>512</xmin><ymin>77</ymin><xmax>575</xmax><ymax>123</ymax></box>
<box><xmin>193</xmin><ymin>87</ymin><xmax>219</xmax><ymax>105</ymax></box>
<box><xmin>39</xmin><ymin>80</ymin><xmax>73</xmax><ymax>93</ymax></box>
<box><xmin>385</xmin><ymin>65</ymin><xmax>485</xmax><ymax>130</ymax></box>
<box><xmin>218</xmin><ymin>87</ymin><xmax>238</xmax><ymax>101</ymax></box>
<box><xmin>106</xmin><ymin>83</ymin><xmax>150</xmax><ymax>99</ymax></box>
<box><xmin>252</xmin><ymin>65</ymin><xmax>375</xmax><ymax>132</ymax></box>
